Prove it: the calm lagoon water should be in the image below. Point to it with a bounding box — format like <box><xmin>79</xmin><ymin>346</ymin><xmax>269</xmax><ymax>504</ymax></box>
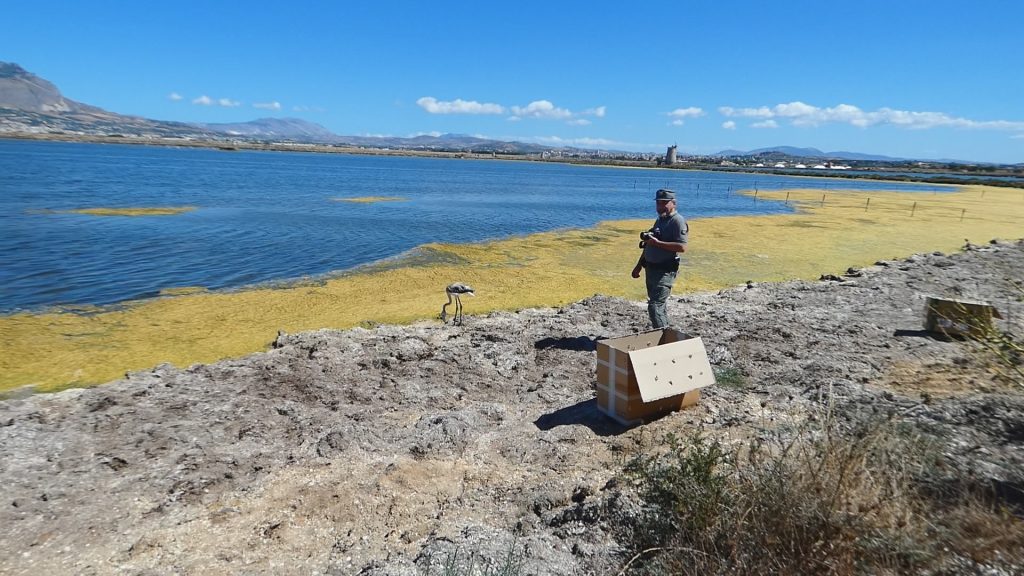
<box><xmin>0</xmin><ymin>139</ymin><xmax>953</xmax><ymax>312</ymax></box>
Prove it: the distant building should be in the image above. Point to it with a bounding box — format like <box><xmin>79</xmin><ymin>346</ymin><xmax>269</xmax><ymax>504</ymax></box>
<box><xmin>665</xmin><ymin>144</ymin><xmax>677</xmax><ymax>165</ymax></box>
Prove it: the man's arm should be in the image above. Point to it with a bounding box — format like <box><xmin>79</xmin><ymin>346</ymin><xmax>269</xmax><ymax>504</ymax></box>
<box><xmin>645</xmin><ymin>237</ymin><xmax>687</xmax><ymax>253</ymax></box>
<box><xmin>631</xmin><ymin>254</ymin><xmax>645</xmax><ymax>278</ymax></box>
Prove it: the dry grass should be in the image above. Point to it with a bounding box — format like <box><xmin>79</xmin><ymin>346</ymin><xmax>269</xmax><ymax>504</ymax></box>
<box><xmin>975</xmin><ymin>281</ymin><xmax>1024</xmax><ymax>388</ymax></box>
<box><xmin>619</xmin><ymin>420</ymin><xmax>1024</xmax><ymax>575</ymax></box>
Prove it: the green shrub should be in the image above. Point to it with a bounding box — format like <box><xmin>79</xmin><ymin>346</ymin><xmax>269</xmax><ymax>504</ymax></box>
<box><xmin>425</xmin><ymin>539</ymin><xmax>525</xmax><ymax>576</ymax></box>
<box><xmin>712</xmin><ymin>366</ymin><xmax>748</xmax><ymax>389</ymax></box>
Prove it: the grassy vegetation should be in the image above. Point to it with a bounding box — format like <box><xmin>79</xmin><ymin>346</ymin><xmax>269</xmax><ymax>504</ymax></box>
<box><xmin>929</xmin><ymin>281</ymin><xmax>1024</xmax><ymax>388</ymax></box>
<box><xmin>978</xmin><ymin>281</ymin><xmax>1024</xmax><ymax>388</ymax></box>
<box><xmin>712</xmin><ymin>366</ymin><xmax>748</xmax><ymax>389</ymax></box>
<box><xmin>617</xmin><ymin>423</ymin><xmax>1024</xmax><ymax>575</ymax></box>
<box><xmin>3</xmin><ymin>185</ymin><xmax>1023</xmax><ymax>391</ymax></box>
<box><xmin>425</xmin><ymin>541</ymin><xmax>525</xmax><ymax>576</ymax></box>
<box><xmin>984</xmin><ymin>328</ymin><xmax>1024</xmax><ymax>387</ymax></box>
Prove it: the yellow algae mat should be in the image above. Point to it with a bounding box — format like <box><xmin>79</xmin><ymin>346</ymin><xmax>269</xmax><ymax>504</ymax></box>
<box><xmin>66</xmin><ymin>206</ymin><xmax>197</xmax><ymax>216</ymax></box>
<box><xmin>2</xmin><ymin>185</ymin><xmax>1022</xmax><ymax>392</ymax></box>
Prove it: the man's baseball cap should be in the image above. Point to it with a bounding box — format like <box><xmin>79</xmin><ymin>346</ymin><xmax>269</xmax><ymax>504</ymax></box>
<box><xmin>655</xmin><ymin>189</ymin><xmax>676</xmax><ymax>201</ymax></box>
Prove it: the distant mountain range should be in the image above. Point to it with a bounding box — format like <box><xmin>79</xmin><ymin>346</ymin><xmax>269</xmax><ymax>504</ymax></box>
<box><xmin>0</xmin><ymin>61</ymin><xmax>560</xmax><ymax>154</ymax></box>
<box><xmin>714</xmin><ymin>146</ymin><xmax>904</xmax><ymax>162</ymax></box>
<box><xmin>1</xmin><ymin>61</ymin><xmax>1013</xmax><ymax>166</ymax></box>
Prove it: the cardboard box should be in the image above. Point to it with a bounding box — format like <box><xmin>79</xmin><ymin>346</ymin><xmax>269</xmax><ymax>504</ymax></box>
<box><xmin>595</xmin><ymin>328</ymin><xmax>715</xmax><ymax>425</ymax></box>
<box><xmin>924</xmin><ymin>296</ymin><xmax>1002</xmax><ymax>338</ymax></box>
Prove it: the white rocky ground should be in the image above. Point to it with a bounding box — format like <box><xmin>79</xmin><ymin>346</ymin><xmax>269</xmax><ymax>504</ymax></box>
<box><xmin>2</xmin><ymin>241</ymin><xmax>1022</xmax><ymax>575</ymax></box>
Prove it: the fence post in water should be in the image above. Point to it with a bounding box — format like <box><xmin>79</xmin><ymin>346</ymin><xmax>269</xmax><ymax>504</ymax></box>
<box><xmin>820</xmin><ymin>193</ymin><xmax>825</xmax><ymax>206</ymax></box>
<box><xmin>785</xmin><ymin>191</ymin><xmax>790</xmax><ymax>204</ymax></box>
<box><xmin>911</xmin><ymin>201</ymin><xmax>917</xmax><ymax>216</ymax></box>
<box><xmin>961</xmin><ymin>208</ymin><xmax>966</xmax><ymax>222</ymax></box>
<box><xmin>865</xmin><ymin>197</ymin><xmax>871</xmax><ymax>211</ymax></box>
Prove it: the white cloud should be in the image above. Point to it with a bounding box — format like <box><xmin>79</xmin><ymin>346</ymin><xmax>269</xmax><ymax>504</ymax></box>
<box><xmin>418</xmin><ymin>96</ymin><xmax>604</xmax><ymax>126</ymax></box>
<box><xmin>719</xmin><ymin>101</ymin><xmax>1024</xmax><ymax>131</ymax></box>
<box><xmin>417</xmin><ymin>96</ymin><xmax>506</xmax><ymax>115</ymax></box>
<box><xmin>667</xmin><ymin>107</ymin><xmax>705</xmax><ymax>126</ymax></box>
<box><xmin>668</xmin><ymin>107</ymin><xmax>705</xmax><ymax>119</ymax></box>
<box><xmin>409</xmin><ymin>131</ymin><xmax>443</xmax><ymax>137</ymax></box>
<box><xmin>1012</xmin><ymin>133</ymin><xmax>1024</xmax><ymax>139</ymax></box>
<box><xmin>292</xmin><ymin>105</ymin><xmax>325</xmax><ymax>113</ymax></box>
<box><xmin>253</xmin><ymin>101</ymin><xmax>282</xmax><ymax>111</ymax></box>
<box><xmin>718</xmin><ymin>105</ymin><xmax>774</xmax><ymax>119</ymax></box>
<box><xmin>510</xmin><ymin>100</ymin><xmax>573</xmax><ymax>120</ymax></box>
<box><xmin>573</xmin><ymin>137</ymin><xmax>618</xmax><ymax>147</ymax></box>
<box><xmin>722</xmin><ymin>121</ymin><xmax>737</xmax><ymax>130</ymax></box>
<box><xmin>532</xmin><ymin>135</ymin><xmax>620</xmax><ymax>147</ymax></box>
<box><xmin>752</xmin><ymin>120</ymin><xmax>779</xmax><ymax>129</ymax></box>
<box><xmin>168</xmin><ymin>92</ymin><xmax>183</xmax><ymax>101</ymax></box>
<box><xmin>191</xmin><ymin>95</ymin><xmax>241</xmax><ymax>107</ymax></box>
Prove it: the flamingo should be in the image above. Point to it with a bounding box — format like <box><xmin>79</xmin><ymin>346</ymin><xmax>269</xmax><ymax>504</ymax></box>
<box><xmin>440</xmin><ymin>283</ymin><xmax>475</xmax><ymax>325</ymax></box>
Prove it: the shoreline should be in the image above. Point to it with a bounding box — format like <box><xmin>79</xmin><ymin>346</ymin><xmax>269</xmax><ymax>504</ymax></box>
<box><xmin>2</xmin><ymin>241</ymin><xmax>1021</xmax><ymax>573</ymax></box>
<box><xmin>2</xmin><ymin>184</ymin><xmax>1023</xmax><ymax>392</ymax></box>
<box><xmin>4</xmin><ymin>133</ymin><xmax>1022</xmax><ymax>188</ymax></box>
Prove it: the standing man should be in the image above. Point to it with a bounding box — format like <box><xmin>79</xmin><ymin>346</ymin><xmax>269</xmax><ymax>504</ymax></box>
<box><xmin>631</xmin><ymin>189</ymin><xmax>688</xmax><ymax>329</ymax></box>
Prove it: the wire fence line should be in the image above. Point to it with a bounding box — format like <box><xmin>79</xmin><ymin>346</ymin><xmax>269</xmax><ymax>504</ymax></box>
<box><xmin>623</xmin><ymin>177</ymin><xmax>1024</xmax><ymax>227</ymax></box>
<box><xmin>641</xmin><ymin>182</ymin><xmax>1023</xmax><ymax>226</ymax></box>
<box><xmin>788</xmin><ymin>193</ymin><xmax>1022</xmax><ymax>225</ymax></box>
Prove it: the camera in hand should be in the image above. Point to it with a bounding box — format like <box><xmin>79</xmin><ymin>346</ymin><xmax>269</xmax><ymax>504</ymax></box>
<box><xmin>638</xmin><ymin>229</ymin><xmax>659</xmax><ymax>248</ymax></box>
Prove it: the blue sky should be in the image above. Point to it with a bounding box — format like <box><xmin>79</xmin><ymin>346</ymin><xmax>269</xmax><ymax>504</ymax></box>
<box><xmin>3</xmin><ymin>1</ymin><xmax>1023</xmax><ymax>163</ymax></box>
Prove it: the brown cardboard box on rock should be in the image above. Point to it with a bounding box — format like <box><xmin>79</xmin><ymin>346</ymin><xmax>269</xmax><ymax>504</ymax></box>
<box><xmin>924</xmin><ymin>296</ymin><xmax>1002</xmax><ymax>339</ymax></box>
<box><xmin>595</xmin><ymin>328</ymin><xmax>715</xmax><ymax>425</ymax></box>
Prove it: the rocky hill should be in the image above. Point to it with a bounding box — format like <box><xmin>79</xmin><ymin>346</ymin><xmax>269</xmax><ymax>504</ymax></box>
<box><xmin>196</xmin><ymin>118</ymin><xmax>342</xmax><ymax>141</ymax></box>
<box><xmin>0</xmin><ymin>62</ymin><xmax>221</xmax><ymax>139</ymax></box>
<box><xmin>0</xmin><ymin>62</ymin><xmax>98</xmax><ymax>114</ymax></box>
<box><xmin>0</xmin><ymin>62</ymin><xmax>558</xmax><ymax>153</ymax></box>
<box><xmin>715</xmin><ymin>145</ymin><xmax>904</xmax><ymax>162</ymax></box>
